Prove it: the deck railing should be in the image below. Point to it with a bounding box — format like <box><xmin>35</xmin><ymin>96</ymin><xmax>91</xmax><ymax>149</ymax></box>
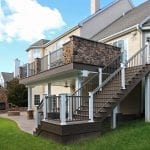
<box><xmin>40</xmin><ymin>55</ymin><xmax>48</xmax><ymax>72</ymax></box>
<box><xmin>20</xmin><ymin>48</ymin><xmax>64</xmax><ymax>78</ymax></box>
<box><xmin>28</xmin><ymin>61</ymin><xmax>36</xmax><ymax>76</ymax></box>
<box><xmin>50</xmin><ymin>48</ymin><xmax>64</xmax><ymax>69</ymax></box>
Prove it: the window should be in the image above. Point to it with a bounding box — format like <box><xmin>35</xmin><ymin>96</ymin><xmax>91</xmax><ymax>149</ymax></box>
<box><xmin>34</xmin><ymin>95</ymin><xmax>40</xmax><ymax>105</ymax></box>
<box><xmin>33</xmin><ymin>49</ymin><xmax>41</xmax><ymax>59</ymax></box>
<box><xmin>112</xmin><ymin>39</ymin><xmax>128</xmax><ymax>63</ymax></box>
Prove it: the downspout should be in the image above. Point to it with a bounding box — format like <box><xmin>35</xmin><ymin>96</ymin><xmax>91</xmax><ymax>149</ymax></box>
<box><xmin>137</xmin><ymin>24</ymin><xmax>145</xmax><ymax>115</ymax></box>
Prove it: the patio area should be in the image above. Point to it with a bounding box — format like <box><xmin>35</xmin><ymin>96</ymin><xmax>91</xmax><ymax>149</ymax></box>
<box><xmin>0</xmin><ymin>111</ymin><xmax>35</xmax><ymax>134</ymax></box>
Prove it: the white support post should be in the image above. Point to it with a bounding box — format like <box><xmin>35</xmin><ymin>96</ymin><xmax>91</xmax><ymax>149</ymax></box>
<box><xmin>98</xmin><ymin>68</ymin><xmax>102</xmax><ymax>91</ymax></box>
<box><xmin>27</xmin><ymin>63</ymin><xmax>29</xmax><ymax>77</ymax></box>
<box><xmin>111</xmin><ymin>106</ymin><xmax>118</xmax><ymax>129</ymax></box>
<box><xmin>75</xmin><ymin>78</ymin><xmax>81</xmax><ymax>109</ymax></box>
<box><xmin>43</xmin><ymin>95</ymin><xmax>48</xmax><ymax>120</ymax></box>
<box><xmin>121</xmin><ymin>63</ymin><xmax>126</xmax><ymax>89</ymax></box>
<box><xmin>48</xmin><ymin>52</ymin><xmax>51</xmax><ymax>69</ymax></box>
<box><xmin>46</xmin><ymin>83</ymin><xmax>51</xmax><ymax>113</ymax></box>
<box><xmin>27</xmin><ymin>86</ymin><xmax>32</xmax><ymax>110</ymax></box>
<box><xmin>60</xmin><ymin>94</ymin><xmax>66</xmax><ymax>125</ymax></box>
<box><xmin>145</xmin><ymin>74</ymin><xmax>150</xmax><ymax>122</ymax></box>
<box><xmin>88</xmin><ymin>92</ymin><xmax>94</xmax><ymax>122</ymax></box>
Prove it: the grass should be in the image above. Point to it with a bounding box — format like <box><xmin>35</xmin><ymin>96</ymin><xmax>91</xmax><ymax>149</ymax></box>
<box><xmin>0</xmin><ymin>118</ymin><xmax>150</xmax><ymax>150</ymax></box>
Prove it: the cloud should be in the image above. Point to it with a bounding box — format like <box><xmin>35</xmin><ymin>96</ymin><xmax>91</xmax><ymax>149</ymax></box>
<box><xmin>0</xmin><ymin>0</ymin><xmax>66</xmax><ymax>42</ymax></box>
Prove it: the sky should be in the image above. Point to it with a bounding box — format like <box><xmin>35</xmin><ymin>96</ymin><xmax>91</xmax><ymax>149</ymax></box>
<box><xmin>0</xmin><ymin>0</ymin><xmax>147</xmax><ymax>73</ymax></box>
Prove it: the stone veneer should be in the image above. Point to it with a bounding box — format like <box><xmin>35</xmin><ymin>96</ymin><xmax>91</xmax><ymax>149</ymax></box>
<box><xmin>63</xmin><ymin>36</ymin><xmax>120</xmax><ymax>67</ymax></box>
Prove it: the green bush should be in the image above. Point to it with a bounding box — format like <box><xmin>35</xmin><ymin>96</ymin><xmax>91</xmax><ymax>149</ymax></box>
<box><xmin>7</xmin><ymin>78</ymin><xmax>27</xmax><ymax>107</ymax></box>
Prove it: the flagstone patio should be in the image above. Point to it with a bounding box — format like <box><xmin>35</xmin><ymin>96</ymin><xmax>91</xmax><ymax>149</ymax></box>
<box><xmin>0</xmin><ymin>111</ymin><xmax>35</xmax><ymax>134</ymax></box>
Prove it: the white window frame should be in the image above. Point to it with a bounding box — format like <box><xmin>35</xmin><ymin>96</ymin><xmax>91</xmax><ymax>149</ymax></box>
<box><xmin>112</xmin><ymin>39</ymin><xmax>128</xmax><ymax>61</ymax></box>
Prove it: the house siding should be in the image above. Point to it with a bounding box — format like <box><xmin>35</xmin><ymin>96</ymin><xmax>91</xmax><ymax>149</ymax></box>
<box><xmin>44</xmin><ymin>29</ymin><xmax>80</xmax><ymax>56</ymax></box>
<box><xmin>105</xmin><ymin>30</ymin><xmax>141</xmax><ymax>59</ymax></box>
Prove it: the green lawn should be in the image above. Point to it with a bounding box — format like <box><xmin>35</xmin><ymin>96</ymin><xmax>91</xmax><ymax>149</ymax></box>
<box><xmin>0</xmin><ymin>118</ymin><xmax>150</xmax><ymax>150</ymax></box>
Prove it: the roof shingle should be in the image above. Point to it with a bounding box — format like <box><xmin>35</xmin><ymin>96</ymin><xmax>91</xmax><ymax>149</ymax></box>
<box><xmin>92</xmin><ymin>0</ymin><xmax>150</xmax><ymax>41</ymax></box>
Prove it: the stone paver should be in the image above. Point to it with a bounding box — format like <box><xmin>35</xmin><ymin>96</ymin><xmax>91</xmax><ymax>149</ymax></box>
<box><xmin>0</xmin><ymin>111</ymin><xmax>35</xmax><ymax>134</ymax></box>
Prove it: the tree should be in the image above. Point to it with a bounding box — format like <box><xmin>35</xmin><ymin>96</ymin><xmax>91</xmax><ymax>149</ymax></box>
<box><xmin>7</xmin><ymin>78</ymin><xmax>27</xmax><ymax>107</ymax></box>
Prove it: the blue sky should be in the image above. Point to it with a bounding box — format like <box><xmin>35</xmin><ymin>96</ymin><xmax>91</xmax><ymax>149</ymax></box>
<box><xmin>0</xmin><ymin>0</ymin><xmax>146</xmax><ymax>73</ymax></box>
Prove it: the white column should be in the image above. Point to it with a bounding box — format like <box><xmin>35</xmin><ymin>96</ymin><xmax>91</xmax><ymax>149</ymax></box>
<box><xmin>60</xmin><ymin>94</ymin><xmax>66</xmax><ymax>125</ymax></box>
<box><xmin>75</xmin><ymin>77</ymin><xmax>81</xmax><ymax>109</ymax></box>
<box><xmin>121</xmin><ymin>63</ymin><xmax>126</xmax><ymax>89</ymax></box>
<box><xmin>111</xmin><ymin>106</ymin><xmax>118</xmax><ymax>129</ymax></box>
<box><xmin>88</xmin><ymin>92</ymin><xmax>94</xmax><ymax>122</ymax></box>
<box><xmin>27</xmin><ymin>86</ymin><xmax>32</xmax><ymax>110</ymax></box>
<box><xmin>45</xmin><ymin>83</ymin><xmax>51</xmax><ymax>113</ymax></box>
<box><xmin>98</xmin><ymin>68</ymin><xmax>102</xmax><ymax>91</ymax></box>
<box><xmin>145</xmin><ymin>74</ymin><xmax>150</xmax><ymax>122</ymax></box>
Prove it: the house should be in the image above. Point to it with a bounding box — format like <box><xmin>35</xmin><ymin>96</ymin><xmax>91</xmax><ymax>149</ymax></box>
<box><xmin>18</xmin><ymin>0</ymin><xmax>150</xmax><ymax>143</ymax></box>
<box><xmin>91</xmin><ymin>0</ymin><xmax>150</xmax><ymax>120</ymax></box>
<box><xmin>0</xmin><ymin>72</ymin><xmax>14</xmax><ymax>88</ymax></box>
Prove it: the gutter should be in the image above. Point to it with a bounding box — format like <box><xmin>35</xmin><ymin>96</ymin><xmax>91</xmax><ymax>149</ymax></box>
<box><xmin>99</xmin><ymin>24</ymin><xmax>139</xmax><ymax>43</ymax></box>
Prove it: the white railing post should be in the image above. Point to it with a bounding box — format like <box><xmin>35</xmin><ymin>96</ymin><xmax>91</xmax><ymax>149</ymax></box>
<box><xmin>88</xmin><ymin>92</ymin><xmax>94</xmax><ymax>122</ymax></box>
<box><xmin>98</xmin><ymin>68</ymin><xmax>102</xmax><ymax>91</ymax></box>
<box><xmin>35</xmin><ymin>105</ymin><xmax>40</xmax><ymax>128</ymax></box>
<box><xmin>27</xmin><ymin>63</ymin><xmax>29</xmax><ymax>77</ymax></box>
<box><xmin>60</xmin><ymin>94</ymin><xmax>66</xmax><ymax>125</ymax></box>
<box><xmin>146</xmin><ymin>42</ymin><xmax>150</xmax><ymax>64</ymax></box>
<box><xmin>48</xmin><ymin>52</ymin><xmax>51</xmax><ymax>69</ymax></box>
<box><xmin>68</xmin><ymin>95</ymin><xmax>72</xmax><ymax>121</ymax></box>
<box><xmin>121</xmin><ymin>63</ymin><xmax>126</xmax><ymax>89</ymax></box>
<box><xmin>43</xmin><ymin>95</ymin><xmax>48</xmax><ymax>120</ymax></box>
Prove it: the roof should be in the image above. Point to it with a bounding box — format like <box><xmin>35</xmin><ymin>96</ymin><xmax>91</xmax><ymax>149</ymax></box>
<box><xmin>92</xmin><ymin>0</ymin><xmax>150</xmax><ymax>41</ymax></box>
<box><xmin>26</xmin><ymin>39</ymin><xmax>50</xmax><ymax>51</ymax></box>
<box><xmin>1</xmin><ymin>72</ymin><xmax>14</xmax><ymax>82</ymax></box>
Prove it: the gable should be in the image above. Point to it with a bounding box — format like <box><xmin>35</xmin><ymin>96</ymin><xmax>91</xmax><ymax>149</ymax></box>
<box><xmin>92</xmin><ymin>1</ymin><xmax>150</xmax><ymax>41</ymax></box>
<box><xmin>143</xmin><ymin>18</ymin><xmax>150</xmax><ymax>27</ymax></box>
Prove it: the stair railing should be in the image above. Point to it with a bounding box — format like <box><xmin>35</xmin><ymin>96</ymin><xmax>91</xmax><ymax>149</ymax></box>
<box><xmin>35</xmin><ymin>99</ymin><xmax>44</xmax><ymax>128</ymax></box>
<box><xmin>70</xmin><ymin>52</ymin><xmax>122</xmax><ymax>122</ymax></box>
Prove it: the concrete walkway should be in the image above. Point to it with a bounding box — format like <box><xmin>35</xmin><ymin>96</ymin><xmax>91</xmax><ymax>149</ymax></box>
<box><xmin>0</xmin><ymin>111</ymin><xmax>35</xmax><ymax>134</ymax></box>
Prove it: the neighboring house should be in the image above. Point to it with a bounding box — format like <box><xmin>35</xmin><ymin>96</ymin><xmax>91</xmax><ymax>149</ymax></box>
<box><xmin>0</xmin><ymin>87</ymin><xmax>8</xmax><ymax>111</ymax></box>
<box><xmin>18</xmin><ymin>0</ymin><xmax>150</xmax><ymax>143</ymax></box>
<box><xmin>0</xmin><ymin>72</ymin><xmax>14</xmax><ymax>88</ymax></box>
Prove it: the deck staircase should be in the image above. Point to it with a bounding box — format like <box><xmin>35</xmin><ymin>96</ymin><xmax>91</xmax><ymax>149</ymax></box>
<box><xmin>75</xmin><ymin>65</ymin><xmax>150</xmax><ymax>121</ymax></box>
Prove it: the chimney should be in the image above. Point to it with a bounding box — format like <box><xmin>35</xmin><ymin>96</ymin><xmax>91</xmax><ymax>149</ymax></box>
<box><xmin>14</xmin><ymin>58</ymin><xmax>20</xmax><ymax>78</ymax></box>
<box><xmin>91</xmin><ymin>0</ymin><xmax>100</xmax><ymax>15</ymax></box>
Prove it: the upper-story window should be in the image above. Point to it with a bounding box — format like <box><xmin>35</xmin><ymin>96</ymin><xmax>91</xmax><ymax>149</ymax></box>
<box><xmin>33</xmin><ymin>49</ymin><xmax>41</xmax><ymax>59</ymax></box>
<box><xmin>112</xmin><ymin>39</ymin><xmax>128</xmax><ymax>62</ymax></box>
